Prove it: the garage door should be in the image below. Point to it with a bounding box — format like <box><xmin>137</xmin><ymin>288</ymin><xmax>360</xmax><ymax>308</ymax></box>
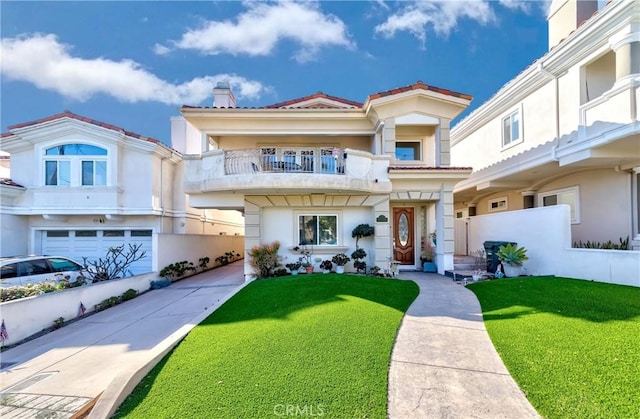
<box><xmin>42</xmin><ymin>230</ymin><xmax>152</xmax><ymax>275</ymax></box>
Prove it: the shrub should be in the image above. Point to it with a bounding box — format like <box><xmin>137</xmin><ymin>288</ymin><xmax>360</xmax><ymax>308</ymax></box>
<box><xmin>285</xmin><ymin>261</ymin><xmax>302</xmax><ymax>272</ymax></box>
<box><xmin>331</xmin><ymin>253</ymin><xmax>350</xmax><ymax>266</ymax></box>
<box><xmin>370</xmin><ymin>266</ymin><xmax>382</xmax><ymax>276</ymax></box>
<box><xmin>1</xmin><ymin>281</ymin><xmax>64</xmax><ymax>302</ymax></box>
<box><xmin>573</xmin><ymin>236</ymin><xmax>630</xmax><ymax>250</ymax></box>
<box><xmin>352</xmin><ymin>224</ymin><xmax>374</xmax><ymax>248</ymax></box>
<box><xmin>53</xmin><ymin>317</ymin><xmax>65</xmax><ymax>330</ymax></box>
<box><xmin>83</xmin><ymin>243</ymin><xmax>147</xmax><ymax>282</ymax></box>
<box><xmin>496</xmin><ymin>244</ymin><xmax>528</xmax><ymax>267</ymax></box>
<box><xmin>248</xmin><ymin>241</ymin><xmax>282</xmax><ymax>278</ymax></box>
<box><xmin>159</xmin><ymin>261</ymin><xmax>196</xmax><ymax>280</ymax></box>
<box><xmin>198</xmin><ymin>257</ymin><xmax>210</xmax><ymax>270</ymax></box>
<box><xmin>121</xmin><ymin>289</ymin><xmax>137</xmax><ymax>301</ymax></box>
<box><xmin>351</xmin><ymin>248</ymin><xmax>368</xmax><ymax>274</ymax></box>
<box><xmin>320</xmin><ymin>260</ymin><xmax>333</xmax><ymax>271</ymax></box>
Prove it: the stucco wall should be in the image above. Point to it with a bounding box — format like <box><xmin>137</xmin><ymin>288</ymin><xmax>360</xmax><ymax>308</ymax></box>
<box><xmin>0</xmin><ymin>213</ymin><xmax>29</xmax><ymax>257</ymax></box>
<box><xmin>537</xmin><ymin>168</ymin><xmax>631</xmax><ymax>243</ymax></box>
<box><xmin>156</xmin><ymin>233</ymin><xmax>244</xmax><ymax>272</ymax></box>
<box><xmin>0</xmin><ymin>272</ymin><xmax>157</xmax><ymax>344</ymax></box>
<box><xmin>261</xmin><ymin>206</ymin><xmax>375</xmax><ymax>273</ymax></box>
<box><xmin>466</xmin><ymin>205</ymin><xmax>639</xmax><ymax>287</ymax></box>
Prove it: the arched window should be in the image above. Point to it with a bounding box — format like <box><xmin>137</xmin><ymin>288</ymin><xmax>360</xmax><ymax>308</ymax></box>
<box><xmin>44</xmin><ymin>143</ymin><xmax>107</xmax><ymax>186</ymax></box>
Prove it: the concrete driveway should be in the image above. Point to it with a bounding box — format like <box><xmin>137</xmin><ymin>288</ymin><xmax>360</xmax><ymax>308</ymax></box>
<box><xmin>0</xmin><ymin>262</ymin><xmax>245</xmax><ymax>418</ymax></box>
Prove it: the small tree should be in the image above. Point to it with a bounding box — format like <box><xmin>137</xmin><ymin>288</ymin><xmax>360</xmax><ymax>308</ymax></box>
<box><xmin>83</xmin><ymin>243</ymin><xmax>147</xmax><ymax>282</ymax></box>
<box><xmin>352</xmin><ymin>224</ymin><xmax>374</xmax><ymax>249</ymax></box>
<box><xmin>351</xmin><ymin>248</ymin><xmax>367</xmax><ymax>274</ymax></box>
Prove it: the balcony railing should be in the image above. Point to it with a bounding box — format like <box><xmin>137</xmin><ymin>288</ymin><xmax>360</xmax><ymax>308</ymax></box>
<box><xmin>224</xmin><ymin>147</ymin><xmax>346</xmax><ymax>175</ymax></box>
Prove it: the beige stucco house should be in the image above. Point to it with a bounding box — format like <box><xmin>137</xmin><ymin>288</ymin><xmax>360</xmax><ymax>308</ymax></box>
<box><xmin>451</xmin><ymin>0</ymin><xmax>640</xmax><ymax>253</ymax></box>
<box><xmin>172</xmin><ymin>81</ymin><xmax>473</xmax><ymax>278</ymax></box>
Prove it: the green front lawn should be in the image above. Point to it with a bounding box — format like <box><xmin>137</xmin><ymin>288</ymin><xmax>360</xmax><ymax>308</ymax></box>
<box><xmin>468</xmin><ymin>277</ymin><xmax>640</xmax><ymax>419</ymax></box>
<box><xmin>115</xmin><ymin>274</ymin><xmax>419</xmax><ymax>418</ymax></box>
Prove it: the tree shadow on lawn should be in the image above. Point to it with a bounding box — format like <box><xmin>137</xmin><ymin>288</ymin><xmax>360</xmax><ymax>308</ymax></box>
<box><xmin>467</xmin><ymin>276</ymin><xmax>640</xmax><ymax>323</ymax></box>
<box><xmin>198</xmin><ymin>274</ymin><xmax>419</xmax><ymax>326</ymax></box>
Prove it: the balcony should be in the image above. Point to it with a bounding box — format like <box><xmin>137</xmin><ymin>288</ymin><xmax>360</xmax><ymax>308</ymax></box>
<box><xmin>184</xmin><ymin>147</ymin><xmax>391</xmax><ymax>195</ymax></box>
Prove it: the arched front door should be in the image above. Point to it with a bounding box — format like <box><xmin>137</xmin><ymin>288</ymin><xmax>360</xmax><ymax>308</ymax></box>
<box><xmin>393</xmin><ymin>207</ymin><xmax>415</xmax><ymax>265</ymax></box>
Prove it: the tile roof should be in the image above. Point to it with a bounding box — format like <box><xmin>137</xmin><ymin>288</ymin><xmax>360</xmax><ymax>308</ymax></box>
<box><xmin>0</xmin><ymin>178</ymin><xmax>24</xmax><ymax>188</ymax></box>
<box><xmin>368</xmin><ymin>81</ymin><xmax>472</xmax><ymax>102</ymax></box>
<box><xmin>264</xmin><ymin>92</ymin><xmax>363</xmax><ymax>109</ymax></box>
<box><xmin>387</xmin><ymin>166</ymin><xmax>473</xmax><ymax>172</ymax></box>
<box><xmin>4</xmin><ymin>111</ymin><xmax>162</xmax><ymax>144</ymax></box>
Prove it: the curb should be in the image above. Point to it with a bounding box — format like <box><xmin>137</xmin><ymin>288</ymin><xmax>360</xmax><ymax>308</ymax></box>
<box><xmin>88</xmin><ymin>280</ymin><xmax>251</xmax><ymax>418</ymax></box>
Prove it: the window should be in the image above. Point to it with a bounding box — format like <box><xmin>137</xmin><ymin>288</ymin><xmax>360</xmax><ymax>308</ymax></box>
<box><xmin>103</xmin><ymin>230</ymin><xmax>125</xmax><ymax>237</ymax></box>
<box><xmin>395</xmin><ymin>141</ymin><xmax>421</xmax><ymax>161</ymax></box>
<box><xmin>502</xmin><ymin>110</ymin><xmax>521</xmax><ymax>147</ymax></box>
<box><xmin>298</xmin><ymin>215</ymin><xmax>337</xmax><ymax>246</ymax></box>
<box><xmin>44</xmin><ymin>143</ymin><xmax>107</xmax><ymax>186</ymax></box>
<box><xmin>76</xmin><ymin>230</ymin><xmax>97</xmax><ymax>237</ymax></box>
<box><xmin>131</xmin><ymin>230</ymin><xmax>152</xmax><ymax>237</ymax></box>
<box><xmin>488</xmin><ymin>197</ymin><xmax>508</xmax><ymax>212</ymax></box>
<box><xmin>539</xmin><ymin>186</ymin><xmax>580</xmax><ymax>223</ymax></box>
<box><xmin>47</xmin><ymin>230</ymin><xmax>69</xmax><ymax>237</ymax></box>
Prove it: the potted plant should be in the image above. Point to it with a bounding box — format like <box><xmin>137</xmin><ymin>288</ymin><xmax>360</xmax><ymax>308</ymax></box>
<box><xmin>421</xmin><ymin>238</ymin><xmax>437</xmax><ymax>273</ymax></box>
<box><xmin>352</xmin><ymin>224</ymin><xmax>375</xmax><ymax>248</ymax></box>
<box><xmin>351</xmin><ymin>248</ymin><xmax>367</xmax><ymax>274</ymax></box>
<box><xmin>496</xmin><ymin>243</ymin><xmax>528</xmax><ymax>277</ymax></box>
<box><xmin>320</xmin><ymin>260</ymin><xmax>333</xmax><ymax>273</ymax></box>
<box><xmin>470</xmin><ymin>249</ymin><xmax>486</xmax><ymax>281</ymax></box>
<box><xmin>292</xmin><ymin>245</ymin><xmax>314</xmax><ymax>273</ymax></box>
<box><xmin>331</xmin><ymin>253</ymin><xmax>350</xmax><ymax>274</ymax></box>
<box><xmin>285</xmin><ymin>261</ymin><xmax>302</xmax><ymax>276</ymax></box>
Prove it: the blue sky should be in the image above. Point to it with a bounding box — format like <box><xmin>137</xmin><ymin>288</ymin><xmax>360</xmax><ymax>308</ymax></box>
<box><xmin>1</xmin><ymin>1</ymin><xmax>552</xmax><ymax>144</ymax></box>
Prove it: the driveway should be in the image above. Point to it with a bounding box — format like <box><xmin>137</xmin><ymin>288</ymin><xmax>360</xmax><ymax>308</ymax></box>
<box><xmin>0</xmin><ymin>262</ymin><xmax>245</xmax><ymax>418</ymax></box>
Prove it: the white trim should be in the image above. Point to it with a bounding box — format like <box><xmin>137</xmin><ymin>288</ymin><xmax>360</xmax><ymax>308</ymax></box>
<box><xmin>488</xmin><ymin>196</ymin><xmax>508</xmax><ymax>213</ymax></box>
<box><xmin>538</xmin><ymin>186</ymin><xmax>580</xmax><ymax>224</ymax></box>
<box><xmin>295</xmin><ymin>212</ymin><xmax>340</xmax><ymax>246</ymax></box>
<box><xmin>500</xmin><ymin>105</ymin><xmax>523</xmax><ymax>150</ymax></box>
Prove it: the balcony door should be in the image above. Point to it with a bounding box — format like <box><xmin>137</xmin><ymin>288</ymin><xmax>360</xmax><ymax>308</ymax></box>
<box><xmin>393</xmin><ymin>207</ymin><xmax>415</xmax><ymax>265</ymax></box>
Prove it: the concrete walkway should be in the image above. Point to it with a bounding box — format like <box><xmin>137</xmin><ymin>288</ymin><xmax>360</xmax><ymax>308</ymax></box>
<box><xmin>0</xmin><ymin>262</ymin><xmax>245</xmax><ymax>418</ymax></box>
<box><xmin>388</xmin><ymin>272</ymin><xmax>539</xmax><ymax>418</ymax></box>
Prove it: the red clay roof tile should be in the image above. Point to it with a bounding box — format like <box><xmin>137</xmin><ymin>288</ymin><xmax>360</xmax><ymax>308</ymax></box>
<box><xmin>264</xmin><ymin>91</ymin><xmax>363</xmax><ymax>109</ymax></box>
<box><xmin>5</xmin><ymin>111</ymin><xmax>163</xmax><ymax>145</ymax></box>
<box><xmin>368</xmin><ymin>81</ymin><xmax>472</xmax><ymax>102</ymax></box>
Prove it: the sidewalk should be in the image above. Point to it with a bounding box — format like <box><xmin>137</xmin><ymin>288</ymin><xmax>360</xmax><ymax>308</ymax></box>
<box><xmin>388</xmin><ymin>272</ymin><xmax>539</xmax><ymax>418</ymax></box>
<box><xmin>0</xmin><ymin>262</ymin><xmax>245</xmax><ymax>418</ymax></box>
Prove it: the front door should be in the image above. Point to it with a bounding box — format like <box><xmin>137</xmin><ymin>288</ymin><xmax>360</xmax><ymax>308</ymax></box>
<box><xmin>393</xmin><ymin>208</ymin><xmax>415</xmax><ymax>265</ymax></box>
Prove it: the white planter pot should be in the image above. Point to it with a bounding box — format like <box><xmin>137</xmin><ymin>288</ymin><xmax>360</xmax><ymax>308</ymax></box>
<box><xmin>291</xmin><ymin>270</ymin><xmax>299</xmax><ymax>276</ymax></box>
<box><xmin>503</xmin><ymin>264</ymin><xmax>523</xmax><ymax>278</ymax></box>
<box><xmin>335</xmin><ymin>266</ymin><xmax>345</xmax><ymax>274</ymax></box>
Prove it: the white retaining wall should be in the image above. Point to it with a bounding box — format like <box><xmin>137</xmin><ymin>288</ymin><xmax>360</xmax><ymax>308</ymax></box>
<box><xmin>156</xmin><ymin>233</ymin><xmax>244</xmax><ymax>271</ymax></box>
<box><xmin>467</xmin><ymin>205</ymin><xmax>640</xmax><ymax>287</ymax></box>
<box><xmin>0</xmin><ymin>272</ymin><xmax>157</xmax><ymax>345</ymax></box>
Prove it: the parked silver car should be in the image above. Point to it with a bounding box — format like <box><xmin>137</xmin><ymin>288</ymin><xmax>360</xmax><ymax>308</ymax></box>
<box><xmin>0</xmin><ymin>256</ymin><xmax>88</xmax><ymax>288</ymax></box>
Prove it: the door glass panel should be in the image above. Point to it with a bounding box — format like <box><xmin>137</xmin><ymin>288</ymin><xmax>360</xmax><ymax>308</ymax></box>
<box><xmin>398</xmin><ymin>213</ymin><xmax>409</xmax><ymax>246</ymax></box>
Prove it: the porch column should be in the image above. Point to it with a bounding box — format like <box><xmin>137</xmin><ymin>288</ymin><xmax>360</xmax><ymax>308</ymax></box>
<box><xmin>435</xmin><ymin>186</ymin><xmax>455</xmax><ymax>274</ymax></box>
<box><xmin>373</xmin><ymin>197</ymin><xmax>392</xmax><ymax>272</ymax></box>
<box><xmin>243</xmin><ymin>199</ymin><xmax>261</xmax><ymax>281</ymax></box>
<box><xmin>609</xmin><ymin>25</ymin><xmax>640</xmax><ymax>81</ymax></box>
<box><xmin>437</xmin><ymin>118</ymin><xmax>451</xmax><ymax>167</ymax></box>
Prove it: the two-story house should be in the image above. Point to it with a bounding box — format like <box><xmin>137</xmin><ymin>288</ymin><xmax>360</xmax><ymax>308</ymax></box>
<box><xmin>172</xmin><ymin>81</ymin><xmax>473</xmax><ymax>277</ymax></box>
<box><xmin>0</xmin><ymin>112</ymin><xmax>244</xmax><ymax>274</ymax></box>
<box><xmin>451</xmin><ymin>0</ymin><xmax>640</xmax><ymax>252</ymax></box>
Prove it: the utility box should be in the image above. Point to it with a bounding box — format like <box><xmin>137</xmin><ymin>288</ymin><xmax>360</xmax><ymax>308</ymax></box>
<box><xmin>483</xmin><ymin>241</ymin><xmax>516</xmax><ymax>273</ymax></box>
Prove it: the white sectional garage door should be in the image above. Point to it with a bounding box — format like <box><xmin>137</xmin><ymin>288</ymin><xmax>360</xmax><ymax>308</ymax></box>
<box><xmin>42</xmin><ymin>230</ymin><xmax>152</xmax><ymax>275</ymax></box>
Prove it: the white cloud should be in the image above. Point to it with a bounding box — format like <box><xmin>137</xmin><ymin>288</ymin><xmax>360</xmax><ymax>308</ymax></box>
<box><xmin>158</xmin><ymin>1</ymin><xmax>354</xmax><ymax>63</ymax></box>
<box><xmin>153</xmin><ymin>43</ymin><xmax>171</xmax><ymax>55</ymax></box>
<box><xmin>0</xmin><ymin>33</ymin><xmax>269</xmax><ymax>105</ymax></box>
<box><xmin>375</xmin><ymin>1</ymin><xmax>499</xmax><ymax>48</ymax></box>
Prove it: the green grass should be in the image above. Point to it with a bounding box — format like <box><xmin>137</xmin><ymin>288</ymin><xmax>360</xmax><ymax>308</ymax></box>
<box><xmin>115</xmin><ymin>274</ymin><xmax>419</xmax><ymax>418</ymax></box>
<box><xmin>467</xmin><ymin>277</ymin><xmax>640</xmax><ymax>419</ymax></box>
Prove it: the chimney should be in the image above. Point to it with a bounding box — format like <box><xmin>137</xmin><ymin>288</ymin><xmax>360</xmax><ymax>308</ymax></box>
<box><xmin>213</xmin><ymin>81</ymin><xmax>237</xmax><ymax>108</ymax></box>
<box><xmin>547</xmin><ymin>0</ymin><xmax>598</xmax><ymax>50</ymax></box>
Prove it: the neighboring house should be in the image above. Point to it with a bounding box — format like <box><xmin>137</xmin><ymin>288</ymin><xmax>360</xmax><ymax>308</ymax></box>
<box><xmin>451</xmin><ymin>0</ymin><xmax>640</xmax><ymax>252</ymax></box>
<box><xmin>0</xmin><ymin>112</ymin><xmax>244</xmax><ymax>274</ymax></box>
<box><xmin>172</xmin><ymin>81</ymin><xmax>473</xmax><ymax>277</ymax></box>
